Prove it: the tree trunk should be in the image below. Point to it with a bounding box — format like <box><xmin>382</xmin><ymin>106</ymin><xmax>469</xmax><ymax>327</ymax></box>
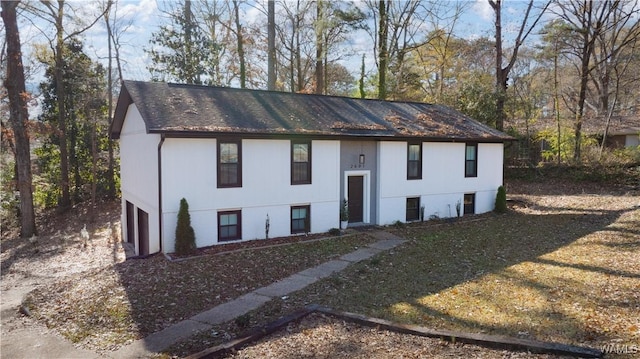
<box><xmin>314</xmin><ymin>0</ymin><xmax>324</xmax><ymax>94</ymax></box>
<box><xmin>2</xmin><ymin>0</ymin><xmax>37</xmax><ymax>237</ymax></box>
<box><xmin>574</xmin><ymin>24</ymin><xmax>593</xmax><ymax>162</ymax></box>
<box><xmin>267</xmin><ymin>0</ymin><xmax>276</xmax><ymax>90</ymax></box>
<box><xmin>104</xmin><ymin>0</ymin><xmax>116</xmax><ymax>199</ymax></box>
<box><xmin>492</xmin><ymin>0</ymin><xmax>505</xmax><ymax>131</ymax></box>
<box><xmin>54</xmin><ymin>0</ymin><xmax>71</xmax><ymax>209</ymax></box>
<box><xmin>232</xmin><ymin>0</ymin><xmax>246</xmax><ymax>89</ymax></box>
<box><xmin>553</xmin><ymin>47</ymin><xmax>561</xmax><ymax>164</ymax></box>
<box><xmin>377</xmin><ymin>0</ymin><xmax>388</xmax><ymax>100</ymax></box>
<box><xmin>359</xmin><ymin>54</ymin><xmax>366</xmax><ymax>99</ymax></box>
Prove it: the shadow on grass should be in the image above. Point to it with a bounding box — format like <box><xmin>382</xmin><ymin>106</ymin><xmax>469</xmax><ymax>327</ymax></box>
<box><xmin>276</xmin><ymin>201</ymin><xmax>639</xmax><ymax>350</ymax></box>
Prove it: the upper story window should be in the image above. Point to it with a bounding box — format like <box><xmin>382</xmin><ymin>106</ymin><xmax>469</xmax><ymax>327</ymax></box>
<box><xmin>465</xmin><ymin>143</ymin><xmax>478</xmax><ymax>178</ymax></box>
<box><xmin>291</xmin><ymin>141</ymin><xmax>311</xmax><ymax>184</ymax></box>
<box><xmin>218</xmin><ymin>140</ymin><xmax>242</xmax><ymax>188</ymax></box>
<box><xmin>407</xmin><ymin>143</ymin><xmax>422</xmax><ymax>180</ymax></box>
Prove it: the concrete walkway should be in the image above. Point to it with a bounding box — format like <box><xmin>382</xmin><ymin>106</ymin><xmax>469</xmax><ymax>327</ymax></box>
<box><xmin>112</xmin><ymin>231</ymin><xmax>405</xmax><ymax>358</ymax></box>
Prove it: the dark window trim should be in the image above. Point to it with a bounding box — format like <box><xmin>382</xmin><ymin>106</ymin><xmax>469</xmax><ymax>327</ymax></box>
<box><xmin>291</xmin><ymin>140</ymin><xmax>312</xmax><ymax>185</ymax></box>
<box><xmin>463</xmin><ymin>193</ymin><xmax>475</xmax><ymax>215</ymax></box>
<box><xmin>465</xmin><ymin>142</ymin><xmax>478</xmax><ymax>178</ymax></box>
<box><xmin>218</xmin><ymin>210</ymin><xmax>242</xmax><ymax>242</ymax></box>
<box><xmin>291</xmin><ymin>205</ymin><xmax>311</xmax><ymax>234</ymax></box>
<box><xmin>217</xmin><ymin>139</ymin><xmax>242</xmax><ymax>188</ymax></box>
<box><xmin>407</xmin><ymin>142</ymin><xmax>422</xmax><ymax>180</ymax></box>
<box><xmin>406</xmin><ymin>197</ymin><xmax>420</xmax><ymax>222</ymax></box>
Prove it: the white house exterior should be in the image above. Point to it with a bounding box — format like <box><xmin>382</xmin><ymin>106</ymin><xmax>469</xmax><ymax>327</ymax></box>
<box><xmin>111</xmin><ymin>81</ymin><xmax>512</xmax><ymax>256</ymax></box>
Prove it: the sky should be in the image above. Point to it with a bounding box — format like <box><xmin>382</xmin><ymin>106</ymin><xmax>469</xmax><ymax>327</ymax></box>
<box><xmin>15</xmin><ymin>0</ymin><xmax>542</xmax><ymax>91</ymax></box>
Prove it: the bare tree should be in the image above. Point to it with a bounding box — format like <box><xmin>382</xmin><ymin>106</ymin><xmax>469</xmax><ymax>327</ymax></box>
<box><xmin>488</xmin><ymin>0</ymin><xmax>550</xmax><ymax>131</ymax></box>
<box><xmin>267</xmin><ymin>0</ymin><xmax>276</xmax><ymax>90</ymax></box>
<box><xmin>314</xmin><ymin>0</ymin><xmax>324</xmax><ymax>94</ymax></box>
<box><xmin>2</xmin><ymin>0</ymin><xmax>37</xmax><ymax>237</ymax></box>
<box><xmin>376</xmin><ymin>0</ymin><xmax>388</xmax><ymax>99</ymax></box>
<box><xmin>367</xmin><ymin>0</ymin><xmax>441</xmax><ymax>100</ymax></box>
<box><xmin>232</xmin><ymin>0</ymin><xmax>247</xmax><ymax>88</ymax></box>
<box><xmin>103</xmin><ymin>0</ymin><xmax>130</xmax><ymax>199</ymax></box>
<box><xmin>551</xmin><ymin>0</ymin><xmax>618</xmax><ymax>161</ymax></box>
<box><xmin>589</xmin><ymin>1</ymin><xmax>640</xmax><ymax>157</ymax></box>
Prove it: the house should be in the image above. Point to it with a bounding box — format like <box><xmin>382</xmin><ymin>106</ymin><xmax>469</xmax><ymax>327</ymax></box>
<box><xmin>110</xmin><ymin>81</ymin><xmax>512</xmax><ymax>256</ymax></box>
<box><xmin>506</xmin><ymin>115</ymin><xmax>640</xmax><ymax>166</ymax></box>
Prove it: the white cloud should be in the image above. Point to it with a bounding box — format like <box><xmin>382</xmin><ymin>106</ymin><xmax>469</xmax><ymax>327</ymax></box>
<box><xmin>119</xmin><ymin>0</ymin><xmax>158</xmax><ymax>23</ymax></box>
<box><xmin>473</xmin><ymin>0</ymin><xmax>494</xmax><ymax>22</ymax></box>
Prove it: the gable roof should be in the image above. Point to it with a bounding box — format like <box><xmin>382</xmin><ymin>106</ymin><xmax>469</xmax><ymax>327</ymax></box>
<box><xmin>110</xmin><ymin>80</ymin><xmax>513</xmax><ymax>142</ymax></box>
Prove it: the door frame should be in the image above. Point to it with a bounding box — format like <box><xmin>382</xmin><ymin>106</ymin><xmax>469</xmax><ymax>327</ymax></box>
<box><xmin>343</xmin><ymin>170</ymin><xmax>370</xmax><ymax>224</ymax></box>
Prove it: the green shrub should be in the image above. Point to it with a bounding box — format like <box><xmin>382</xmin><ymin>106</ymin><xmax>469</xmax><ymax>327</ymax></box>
<box><xmin>175</xmin><ymin>198</ymin><xmax>196</xmax><ymax>255</ymax></box>
<box><xmin>495</xmin><ymin>186</ymin><xmax>507</xmax><ymax>213</ymax></box>
<box><xmin>328</xmin><ymin>228</ymin><xmax>341</xmax><ymax>236</ymax></box>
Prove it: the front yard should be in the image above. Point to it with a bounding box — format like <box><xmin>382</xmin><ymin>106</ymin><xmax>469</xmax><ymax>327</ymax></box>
<box><xmin>6</xmin><ymin>180</ymin><xmax>639</xmax><ymax>357</ymax></box>
<box><xmin>167</xmin><ymin>181</ymin><xmax>640</xmax><ymax>357</ymax></box>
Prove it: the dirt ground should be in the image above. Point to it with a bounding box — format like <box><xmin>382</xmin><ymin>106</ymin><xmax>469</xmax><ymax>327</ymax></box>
<box><xmin>225</xmin><ymin>312</ymin><xmax>572</xmax><ymax>359</ymax></box>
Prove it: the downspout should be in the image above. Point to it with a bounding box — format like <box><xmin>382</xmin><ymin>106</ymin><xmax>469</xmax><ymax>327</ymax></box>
<box><xmin>158</xmin><ymin>135</ymin><xmax>165</xmax><ymax>254</ymax></box>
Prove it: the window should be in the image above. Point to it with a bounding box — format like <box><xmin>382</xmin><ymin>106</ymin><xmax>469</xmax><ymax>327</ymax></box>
<box><xmin>218</xmin><ymin>141</ymin><xmax>242</xmax><ymax>187</ymax></box>
<box><xmin>464</xmin><ymin>193</ymin><xmax>475</xmax><ymax>215</ymax></box>
<box><xmin>291</xmin><ymin>141</ymin><xmax>311</xmax><ymax>184</ymax></box>
<box><xmin>465</xmin><ymin>143</ymin><xmax>478</xmax><ymax>178</ymax></box>
<box><xmin>218</xmin><ymin>210</ymin><xmax>241</xmax><ymax>241</ymax></box>
<box><xmin>406</xmin><ymin>197</ymin><xmax>420</xmax><ymax>222</ymax></box>
<box><xmin>407</xmin><ymin>143</ymin><xmax>422</xmax><ymax>180</ymax></box>
<box><xmin>291</xmin><ymin>205</ymin><xmax>310</xmax><ymax>234</ymax></box>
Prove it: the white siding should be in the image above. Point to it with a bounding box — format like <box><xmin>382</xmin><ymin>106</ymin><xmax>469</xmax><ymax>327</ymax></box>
<box><xmin>161</xmin><ymin>139</ymin><xmax>340</xmax><ymax>251</ymax></box>
<box><xmin>377</xmin><ymin>141</ymin><xmax>503</xmax><ymax>225</ymax></box>
<box><xmin>119</xmin><ymin>104</ymin><xmax>161</xmax><ymax>254</ymax></box>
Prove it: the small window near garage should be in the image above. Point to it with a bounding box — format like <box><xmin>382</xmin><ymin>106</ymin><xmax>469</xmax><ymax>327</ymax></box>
<box><xmin>465</xmin><ymin>143</ymin><xmax>478</xmax><ymax>178</ymax></box>
<box><xmin>406</xmin><ymin>197</ymin><xmax>420</xmax><ymax>222</ymax></box>
<box><xmin>464</xmin><ymin>193</ymin><xmax>475</xmax><ymax>215</ymax></box>
<box><xmin>218</xmin><ymin>140</ymin><xmax>242</xmax><ymax>188</ymax></box>
<box><xmin>407</xmin><ymin>143</ymin><xmax>422</xmax><ymax>180</ymax></box>
<box><xmin>291</xmin><ymin>141</ymin><xmax>312</xmax><ymax>184</ymax></box>
<box><xmin>218</xmin><ymin>210</ymin><xmax>241</xmax><ymax>241</ymax></box>
<box><xmin>291</xmin><ymin>205</ymin><xmax>310</xmax><ymax>234</ymax></box>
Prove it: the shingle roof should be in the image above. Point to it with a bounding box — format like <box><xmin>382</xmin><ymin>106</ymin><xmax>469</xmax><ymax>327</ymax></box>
<box><xmin>110</xmin><ymin>81</ymin><xmax>513</xmax><ymax>142</ymax></box>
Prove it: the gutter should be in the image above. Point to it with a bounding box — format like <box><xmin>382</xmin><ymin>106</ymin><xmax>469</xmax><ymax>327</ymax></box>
<box><xmin>158</xmin><ymin>134</ymin><xmax>165</xmax><ymax>254</ymax></box>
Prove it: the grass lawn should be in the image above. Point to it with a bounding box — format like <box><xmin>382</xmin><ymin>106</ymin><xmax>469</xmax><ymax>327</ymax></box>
<box><xmin>166</xmin><ymin>187</ymin><xmax>640</xmax><ymax>357</ymax></box>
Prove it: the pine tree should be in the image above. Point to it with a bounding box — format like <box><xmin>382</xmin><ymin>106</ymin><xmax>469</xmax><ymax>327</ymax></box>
<box><xmin>175</xmin><ymin>198</ymin><xmax>196</xmax><ymax>255</ymax></box>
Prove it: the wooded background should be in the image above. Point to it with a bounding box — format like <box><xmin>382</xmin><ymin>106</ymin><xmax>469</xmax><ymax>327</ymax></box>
<box><xmin>2</xmin><ymin>0</ymin><xmax>639</xmax><ymax>237</ymax></box>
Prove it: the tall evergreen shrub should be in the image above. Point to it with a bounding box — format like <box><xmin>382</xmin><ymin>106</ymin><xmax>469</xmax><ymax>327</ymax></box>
<box><xmin>495</xmin><ymin>186</ymin><xmax>507</xmax><ymax>213</ymax></box>
<box><xmin>175</xmin><ymin>198</ymin><xmax>196</xmax><ymax>255</ymax></box>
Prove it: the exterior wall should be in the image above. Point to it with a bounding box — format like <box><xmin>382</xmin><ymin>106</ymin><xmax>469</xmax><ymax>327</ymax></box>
<box><xmin>340</xmin><ymin>141</ymin><xmax>378</xmax><ymax>224</ymax></box>
<box><xmin>625</xmin><ymin>134</ymin><xmax>640</xmax><ymax>147</ymax></box>
<box><xmin>119</xmin><ymin>104</ymin><xmax>161</xmax><ymax>254</ymax></box>
<box><xmin>160</xmin><ymin>138</ymin><xmax>340</xmax><ymax>252</ymax></box>
<box><xmin>377</xmin><ymin>141</ymin><xmax>503</xmax><ymax>225</ymax></box>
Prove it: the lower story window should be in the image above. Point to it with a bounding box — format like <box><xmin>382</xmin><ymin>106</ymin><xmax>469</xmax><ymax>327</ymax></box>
<box><xmin>406</xmin><ymin>197</ymin><xmax>420</xmax><ymax>221</ymax></box>
<box><xmin>291</xmin><ymin>205</ymin><xmax>310</xmax><ymax>234</ymax></box>
<box><xmin>218</xmin><ymin>210</ymin><xmax>241</xmax><ymax>241</ymax></box>
<box><xmin>464</xmin><ymin>194</ymin><xmax>475</xmax><ymax>215</ymax></box>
